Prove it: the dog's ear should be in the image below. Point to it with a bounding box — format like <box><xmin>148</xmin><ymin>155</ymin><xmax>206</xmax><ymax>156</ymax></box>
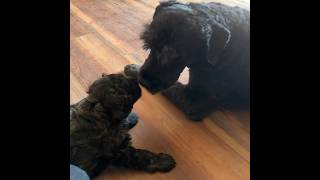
<box><xmin>206</xmin><ymin>23</ymin><xmax>231</xmax><ymax>66</ymax></box>
<box><xmin>140</xmin><ymin>24</ymin><xmax>153</xmax><ymax>50</ymax></box>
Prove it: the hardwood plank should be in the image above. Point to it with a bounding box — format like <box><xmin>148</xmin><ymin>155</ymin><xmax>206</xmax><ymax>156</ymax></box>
<box><xmin>70</xmin><ymin>72</ymin><xmax>87</xmax><ymax>104</ymax></box>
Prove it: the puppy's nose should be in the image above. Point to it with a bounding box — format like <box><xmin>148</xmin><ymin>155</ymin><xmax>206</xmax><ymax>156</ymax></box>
<box><xmin>124</xmin><ymin>64</ymin><xmax>141</xmax><ymax>79</ymax></box>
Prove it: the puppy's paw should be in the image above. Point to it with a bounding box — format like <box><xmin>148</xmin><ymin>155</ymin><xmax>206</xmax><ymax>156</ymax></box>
<box><xmin>145</xmin><ymin>153</ymin><xmax>176</xmax><ymax>172</ymax></box>
<box><xmin>124</xmin><ymin>64</ymin><xmax>141</xmax><ymax>79</ymax></box>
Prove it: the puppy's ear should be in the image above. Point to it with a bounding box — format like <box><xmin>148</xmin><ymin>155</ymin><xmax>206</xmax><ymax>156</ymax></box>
<box><xmin>87</xmin><ymin>80</ymin><xmax>101</xmax><ymax>94</ymax></box>
<box><xmin>206</xmin><ymin>23</ymin><xmax>231</xmax><ymax>66</ymax></box>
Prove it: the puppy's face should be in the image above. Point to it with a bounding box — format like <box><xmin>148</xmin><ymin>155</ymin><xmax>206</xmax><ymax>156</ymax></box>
<box><xmin>87</xmin><ymin>73</ymin><xmax>141</xmax><ymax>120</ymax></box>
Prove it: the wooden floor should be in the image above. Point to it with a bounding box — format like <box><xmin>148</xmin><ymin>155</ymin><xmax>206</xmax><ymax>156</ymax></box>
<box><xmin>70</xmin><ymin>0</ymin><xmax>250</xmax><ymax>179</ymax></box>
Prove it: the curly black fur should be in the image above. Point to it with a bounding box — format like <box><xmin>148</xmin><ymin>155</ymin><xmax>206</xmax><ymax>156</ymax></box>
<box><xmin>70</xmin><ymin>70</ymin><xmax>175</xmax><ymax>178</ymax></box>
<box><xmin>139</xmin><ymin>1</ymin><xmax>250</xmax><ymax>121</ymax></box>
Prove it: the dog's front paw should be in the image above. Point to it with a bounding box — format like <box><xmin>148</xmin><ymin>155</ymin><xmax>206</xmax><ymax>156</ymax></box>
<box><xmin>162</xmin><ymin>82</ymin><xmax>185</xmax><ymax>103</ymax></box>
<box><xmin>162</xmin><ymin>83</ymin><xmax>208</xmax><ymax>121</ymax></box>
<box><xmin>145</xmin><ymin>153</ymin><xmax>176</xmax><ymax>172</ymax></box>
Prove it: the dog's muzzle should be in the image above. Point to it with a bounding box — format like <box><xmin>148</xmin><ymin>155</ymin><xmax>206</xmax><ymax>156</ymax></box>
<box><xmin>138</xmin><ymin>75</ymin><xmax>161</xmax><ymax>94</ymax></box>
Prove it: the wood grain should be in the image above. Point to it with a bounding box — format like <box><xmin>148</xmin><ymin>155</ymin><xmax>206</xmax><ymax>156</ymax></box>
<box><xmin>70</xmin><ymin>0</ymin><xmax>250</xmax><ymax>179</ymax></box>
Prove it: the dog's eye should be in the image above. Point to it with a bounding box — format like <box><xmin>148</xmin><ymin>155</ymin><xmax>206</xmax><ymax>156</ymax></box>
<box><xmin>158</xmin><ymin>46</ymin><xmax>179</xmax><ymax>65</ymax></box>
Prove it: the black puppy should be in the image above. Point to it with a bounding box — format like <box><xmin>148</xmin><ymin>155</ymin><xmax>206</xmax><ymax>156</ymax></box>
<box><xmin>138</xmin><ymin>1</ymin><xmax>250</xmax><ymax>121</ymax></box>
<box><xmin>70</xmin><ymin>69</ymin><xmax>175</xmax><ymax>178</ymax></box>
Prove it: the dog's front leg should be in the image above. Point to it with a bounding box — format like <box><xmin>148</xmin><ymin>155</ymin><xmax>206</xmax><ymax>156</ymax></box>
<box><xmin>113</xmin><ymin>146</ymin><xmax>176</xmax><ymax>172</ymax></box>
<box><xmin>162</xmin><ymin>82</ymin><xmax>214</xmax><ymax>121</ymax></box>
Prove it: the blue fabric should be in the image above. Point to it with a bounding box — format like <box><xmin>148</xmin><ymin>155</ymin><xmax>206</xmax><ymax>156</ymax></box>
<box><xmin>70</xmin><ymin>164</ymin><xmax>90</xmax><ymax>180</ymax></box>
<box><xmin>127</xmin><ymin>111</ymin><xmax>138</xmax><ymax>125</ymax></box>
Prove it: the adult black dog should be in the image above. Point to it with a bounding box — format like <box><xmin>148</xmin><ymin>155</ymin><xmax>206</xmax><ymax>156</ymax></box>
<box><xmin>138</xmin><ymin>1</ymin><xmax>250</xmax><ymax>121</ymax></box>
